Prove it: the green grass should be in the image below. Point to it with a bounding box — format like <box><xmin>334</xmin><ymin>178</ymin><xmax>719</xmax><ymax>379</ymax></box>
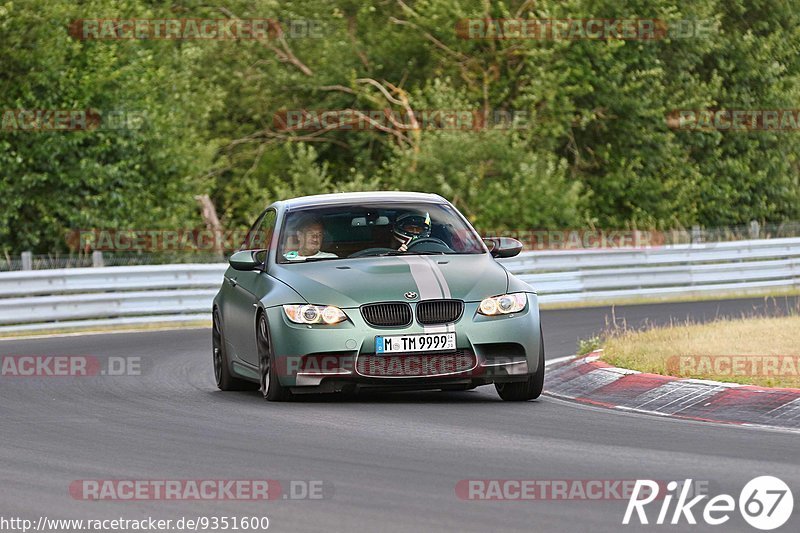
<box><xmin>598</xmin><ymin>315</ymin><xmax>800</xmax><ymax>388</ymax></box>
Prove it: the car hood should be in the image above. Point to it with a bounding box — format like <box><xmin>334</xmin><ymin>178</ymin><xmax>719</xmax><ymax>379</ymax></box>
<box><xmin>270</xmin><ymin>254</ymin><xmax>510</xmax><ymax>308</ymax></box>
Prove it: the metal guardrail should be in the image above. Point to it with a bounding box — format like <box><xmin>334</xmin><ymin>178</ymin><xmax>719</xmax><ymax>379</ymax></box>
<box><xmin>503</xmin><ymin>238</ymin><xmax>800</xmax><ymax>301</ymax></box>
<box><xmin>1</xmin><ymin>238</ymin><xmax>799</xmax><ymax>333</ymax></box>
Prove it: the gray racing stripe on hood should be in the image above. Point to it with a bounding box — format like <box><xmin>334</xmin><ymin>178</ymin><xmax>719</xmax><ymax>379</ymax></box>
<box><xmin>424</xmin><ymin>258</ymin><xmax>456</xmax><ymax>332</ymax></box>
<box><xmin>400</xmin><ymin>256</ymin><xmax>460</xmax><ymax>333</ymax></box>
<box><xmin>398</xmin><ymin>256</ymin><xmax>442</xmax><ymax>300</ymax></box>
<box><xmin>423</xmin><ymin>256</ymin><xmax>451</xmax><ymax>299</ymax></box>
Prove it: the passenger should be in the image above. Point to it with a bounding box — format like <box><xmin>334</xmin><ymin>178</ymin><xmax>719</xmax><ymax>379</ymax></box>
<box><xmin>283</xmin><ymin>216</ymin><xmax>338</xmax><ymax>261</ymax></box>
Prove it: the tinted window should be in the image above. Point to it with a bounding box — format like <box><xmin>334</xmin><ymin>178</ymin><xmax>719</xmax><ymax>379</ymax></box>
<box><xmin>241</xmin><ymin>209</ymin><xmax>276</xmax><ymax>250</ymax></box>
<box><xmin>277</xmin><ymin>202</ymin><xmax>485</xmax><ymax>263</ymax></box>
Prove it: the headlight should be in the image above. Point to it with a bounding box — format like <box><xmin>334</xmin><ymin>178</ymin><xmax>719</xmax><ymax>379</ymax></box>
<box><xmin>283</xmin><ymin>304</ymin><xmax>347</xmax><ymax>325</ymax></box>
<box><xmin>478</xmin><ymin>293</ymin><xmax>527</xmax><ymax>316</ymax></box>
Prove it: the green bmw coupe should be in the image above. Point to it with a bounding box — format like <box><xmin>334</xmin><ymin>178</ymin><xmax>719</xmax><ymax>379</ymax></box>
<box><xmin>212</xmin><ymin>192</ymin><xmax>544</xmax><ymax>401</ymax></box>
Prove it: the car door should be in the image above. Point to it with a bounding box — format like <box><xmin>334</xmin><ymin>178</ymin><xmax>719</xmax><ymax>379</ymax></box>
<box><xmin>223</xmin><ymin>208</ymin><xmax>277</xmax><ymax>367</ymax></box>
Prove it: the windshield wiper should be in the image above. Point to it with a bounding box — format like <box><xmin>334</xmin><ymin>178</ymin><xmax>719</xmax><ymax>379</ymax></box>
<box><xmin>300</xmin><ymin>256</ymin><xmax>340</xmax><ymax>262</ymax></box>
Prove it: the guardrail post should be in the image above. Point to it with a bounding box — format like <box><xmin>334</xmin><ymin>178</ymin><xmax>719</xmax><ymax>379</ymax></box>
<box><xmin>21</xmin><ymin>251</ymin><xmax>32</xmax><ymax>270</ymax></box>
<box><xmin>691</xmin><ymin>225</ymin><xmax>703</xmax><ymax>244</ymax></box>
<box><xmin>749</xmin><ymin>220</ymin><xmax>760</xmax><ymax>240</ymax></box>
<box><xmin>92</xmin><ymin>251</ymin><xmax>104</xmax><ymax>268</ymax></box>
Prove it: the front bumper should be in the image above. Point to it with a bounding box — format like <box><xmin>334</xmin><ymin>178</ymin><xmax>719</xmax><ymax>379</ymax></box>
<box><xmin>264</xmin><ymin>293</ymin><xmax>541</xmax><ymax>391</ymax></box>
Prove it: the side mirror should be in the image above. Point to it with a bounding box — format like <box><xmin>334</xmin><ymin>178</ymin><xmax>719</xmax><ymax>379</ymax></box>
<box><xmin>483</xmin><ymin>237</ymin><xmax>523</xmax><ymax>258</ymax></box>
<box><xmin>229</xmin><ymin>250</ymin><xmax>263</xmax><ymax>271</ymax></box>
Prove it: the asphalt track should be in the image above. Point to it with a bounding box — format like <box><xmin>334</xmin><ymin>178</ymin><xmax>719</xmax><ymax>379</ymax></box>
<box><xmin>1</xmin><ymin>296</ymin><xmax>798</xmax><ymax>532</ymax></box>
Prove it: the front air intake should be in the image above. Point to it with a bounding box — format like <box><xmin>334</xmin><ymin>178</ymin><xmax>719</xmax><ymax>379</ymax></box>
<box><xmin>416</xmin><ymin>299</ymin><xmax>464</xmax><ymax>325</ymax></box>
<box><xmin>361</xmin><ymin>302</ymin><xmax>413</xmax><ymax>327</ymax></box>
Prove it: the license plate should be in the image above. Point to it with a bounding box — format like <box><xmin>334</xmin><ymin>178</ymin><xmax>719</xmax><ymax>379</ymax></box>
<box><xmin>375</xmin><ymin>332</ymin><xmax>456</xmax><ymax>354</ymax></box>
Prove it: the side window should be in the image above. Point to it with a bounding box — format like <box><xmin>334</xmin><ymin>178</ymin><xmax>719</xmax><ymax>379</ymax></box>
<box><xmin>241</xmin><ymin>209</ymin><xmax>277</xmax><ymax>250</ymax></box>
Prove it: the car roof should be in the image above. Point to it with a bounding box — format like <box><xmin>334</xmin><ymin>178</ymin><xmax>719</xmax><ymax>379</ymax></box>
<box><xmin>277</xmin><ymin>191</ymin><xmax>446</xmax><ymax>210</ymax></box>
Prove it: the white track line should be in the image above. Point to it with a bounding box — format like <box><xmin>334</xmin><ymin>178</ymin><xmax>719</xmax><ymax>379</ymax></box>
<box><xmin>545</xmin><ymin>354</ymin><xmax>578</xmax><ymax>367</ymax></box>
<box><xmin>0</xmin><ymin>324</ymin><xmax>209</xmax><ymax>342</ymax></box>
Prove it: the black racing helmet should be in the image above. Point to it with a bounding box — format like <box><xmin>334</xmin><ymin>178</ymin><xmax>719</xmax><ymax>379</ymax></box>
<box><xmin>393</xmin><ymin>212</ymin><xmax>431</xmax><ymax>242</ymax></box>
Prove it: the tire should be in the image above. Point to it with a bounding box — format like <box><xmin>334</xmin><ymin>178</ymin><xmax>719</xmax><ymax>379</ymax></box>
<box><xmin>257</xmin><ymin>313</ymin><xmax>293</xmax><ymax>402</ymax></box>
<box><xmin>495</xmin><ymin>326</ymin><xmax>545</xmax><ymax>401</ymax></box>
<box><xmin>213</xmin><ymin>308</ymin><xmax>258</xmax><ymax>391</ymax></box>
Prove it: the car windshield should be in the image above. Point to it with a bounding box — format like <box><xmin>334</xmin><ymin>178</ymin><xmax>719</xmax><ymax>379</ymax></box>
<box><xmin>277</xmin><ymin>202</ymin><xmax>486</xmax><ymax>263</ymax></box>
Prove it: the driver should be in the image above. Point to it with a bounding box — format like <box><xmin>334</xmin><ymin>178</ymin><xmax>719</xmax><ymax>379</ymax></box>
<box><xmin>283</xmin><ymin>216</ymin><xmax>338</xmax><ymax>261</ymax></box>
<box><xmin>393</xmin><ymin>212</ymin><xmax>432</xmax><ymax>251</ymax></box>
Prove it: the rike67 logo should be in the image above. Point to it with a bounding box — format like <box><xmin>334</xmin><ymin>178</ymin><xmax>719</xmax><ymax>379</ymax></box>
<box><xmin>624</xmin><ymin>476</ymin><xmax>794</xmax><ymax>530</ymax></box>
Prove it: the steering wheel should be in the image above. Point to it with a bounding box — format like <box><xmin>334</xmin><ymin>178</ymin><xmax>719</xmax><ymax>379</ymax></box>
<box><xmin>406</xmin><ymin>237</ymin><xmax>451</xmax><ymax>250</ymax></box>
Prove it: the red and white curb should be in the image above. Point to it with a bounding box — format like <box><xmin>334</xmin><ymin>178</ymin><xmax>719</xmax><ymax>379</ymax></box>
<box><xmin>544</xmin><ymin>351</ymin><xmax>800</xmax><ymax>431</ymax></box>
